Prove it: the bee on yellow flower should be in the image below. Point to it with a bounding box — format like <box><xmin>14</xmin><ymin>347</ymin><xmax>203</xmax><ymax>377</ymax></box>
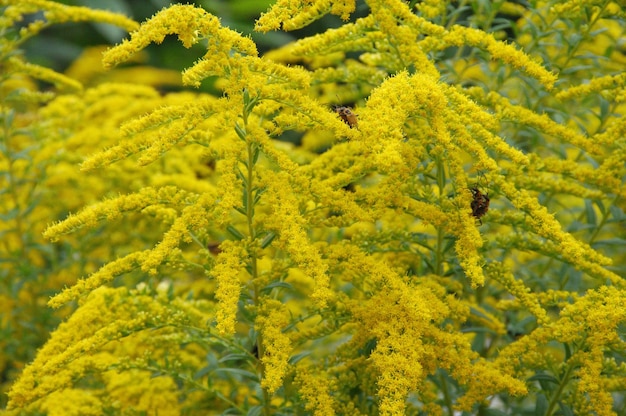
<box><xmin>469</xmin><ymin>175</ymin><xmax>490</xmax><ymax>225</ymax></box>
<box><xmin>334</xmin><ymin>105</ymin><xmax>358</xmax><ymax>128</ymax></box>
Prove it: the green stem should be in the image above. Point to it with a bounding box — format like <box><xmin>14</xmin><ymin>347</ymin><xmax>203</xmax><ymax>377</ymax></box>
<box><xmin>1</xmin><ymin>109</ymin><xmax>27</xmax><ymax>255</ymax></box>
<box><xmin>434</xmin><ymin>155</ymin><xmax>446</xmax><ymax>276</ymax></box>
<box><xmin>439</xmin><ymin>372</ymin><xmax>454</xmax><ymax>416</ymax></box>
<box><xmin>545</xmin><ymin>363</ymin><xmax>574</xmax><ymax>416</ymax></box>
<box><xmin>240</xmin><ymin>93</ymin><xmax>271</xmax><ymax>415</ymax></box>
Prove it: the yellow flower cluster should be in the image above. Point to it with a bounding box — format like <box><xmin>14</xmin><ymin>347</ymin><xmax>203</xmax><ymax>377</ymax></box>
<box><xmin>294</xmin><ymin>366</ymin><xmax>336</xmax><ymax>415</ymax></box>
<box><xmin>493</xmin><ymin>286</ymin><xmax>626</xmax><ymax>415</ymax></box>
<box><xmin>3</xmin><ymin>0</ymin><xmax>625</xmax><ymax>414</ymax></box>
<box><xmin>211</xmin><ymin>240</ymin><xmax>247</xmax><ymax>336</ymax></box>
<box><xmin>1</xmin><ymin>0</ymin><xmax>138</xmax><ymax>33</ymax></box>
<box><xmin>8</xmin><ymin>286</ymin><xmax>213</xmax><ymax>410</ymax></box>
<box><xmin>102</xmin><ymin>4</ymin><xmax>257</xmax><ymax>92</ymax></box>
<box><xmin>255</xmin><ymin>299</ymin><xmax>293</xmax><ymax>395</ymax></box>
<box><xmin>256</xmin><ymin>0</ymin><xmax>356</xmax><ymax>32</ymax></box>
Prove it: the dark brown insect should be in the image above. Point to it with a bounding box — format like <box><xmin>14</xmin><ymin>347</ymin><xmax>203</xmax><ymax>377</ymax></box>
<box><xmin>470</xmin><ymin>186</ymin><xmax>490</xmax><ymax>224</ymax></box>
<box><xmin>335</xmin><ymin>106</ymin><xmax>358</xmax><ymax>128</ymax></box>
<box><xmin>207</xmin><ymin>242</ymin><xmax>222</xmax><ymax>256</ymax></box>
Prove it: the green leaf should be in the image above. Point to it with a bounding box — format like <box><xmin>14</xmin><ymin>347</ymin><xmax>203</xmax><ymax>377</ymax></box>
<box><xmin>214</xmin><ymin>367</ymin><xmax>259</xmax><ymax>381</ymax></box>
<box><xmin>599</xmin><ymin>96</ymin><xmax>610</xmax><ymax>119</ymax></box>
<box><xmin>244</xmin><ymin>97</ymin><xmax>259</xmax><ymax>115</ymax></box>
<box><xmin>527</xmin><ymin>373</ymin><xmax>559</xmax><ymax>385</ymax></box>
<box><xmin>559</xmin><ymin>403</ymin><xmax>575</xmax><ymax>416</ymax></box>
<box><xmin>482</xmin><ymin>409</ymin><xmax>508</xmax><ymax>416</ymax></box>
<box><xmin>194</xmin><ymin>365</ymin><xmax>213</xmax><ymax>379</ymax></box>
<box><xmin>260</xmin><ymin>231</ymin><xmax>276</xmax><ymax>248</ymax></box>
<box><xmin>252</xmin><ymin>145</ymin><xmax>260</xmax><ymax>164</ymax></box>
<box><xmin>584</xmin><ymin>200</ymin><xmax>597</xmax><ymax>225</ymax></box>
<box><xmin>253</xmin><ymin>188</ymin><xmax>266</xmax><ymax>205</ymax></box>
<box><xmin>469</xmin><ymin>306</ymin><xmax>490</xmax><ymax>320</ymax></box>
<box><xmin>288</xmin><ymin>352</ymin><xmax>311</xmax><ymax>365</ymax></box>
<box><xmin>219</xmin><ymin>353</ymin><xmax>251</xmax><ymax>363</ymax></box>
<box><xmin>1</xmin><ymin>108</ymin><xmax>15</xmax><ymax>129</ymax></box>
<box><xmin>226</xmin><ymin>225</ymin><xmax>245</xmax><ymax>240</ymax></box>
<box><xmin>564</xmin><ymin>342</ymin><xmax>572</xmax><ymax>361</ymax></box>
<box><xmin>592</xmin><ymin>238</ymin><xmax>626</xmax><ymax>248</ymax></box>
<box><xmin>534</xmin><ymin>394</ymin><xmax>548</xmax><ymax>415</ymax></box>
<box><xmin>261</xmin><ymin>281</ymin><xmax>293</xmax><ymax>294</ymax></box>
<box><xmin>246</xmin><ymin>406</ymin><xmax>263</xmax><ymax>416</ymax></box>
<box><xmin>235</xmin><ymin>122</ymin><xmax>247</xmax><ymax>140</ymax></box>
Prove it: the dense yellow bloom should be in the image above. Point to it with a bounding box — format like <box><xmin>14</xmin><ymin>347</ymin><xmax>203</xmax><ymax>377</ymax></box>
<box><xmin>102</xmin><ymin>369</ymin><xmax>181</xmax><ymax>416</ymax></box>
<box><xmin>38</xmin><ymin>389</ymin><xmax>103</xmax><ymax>416</ymax></box>
<box><xmin>294</xmin><ymin>366</ymin><xmax>337</xmax><ymax>416</ymax></box>
<box><xmin>256</xmin><ymin>299</ymin><xmax>293</xmax><ymax>395</ymax></box>
<box><xmin>495</xmin><ymin>179</ymin><xmax>622</xmax><ymax>286</ymax></box>
<box><xmin>486</xmin><ymin>263</ymin><xmax>549</xmax><ymax>324</ymax></box>
<box><xmin>212</xmin><ymin>240</ymin><xmax>247</xmax><ymax>335</ymax></box>
<box><xmin>471</xmin><ymin>88</ymin><xmax>600</xmax><ymax>154</ymax></box>
<box><xmin>48</xmin><ymin>251</ymin><xmax>148</xmax><ymax>308</ymax></box>
<box><xmin>5</xmin><ymin>57</ymin><xmax>82</xmax><ymax>92</ymax></box>
<box><xmin>256</xmin><ymin>0</ymin><xmax>356</xmax><ymax>32</ymax></box>
<box><xmin>493</xmin><ymin>286</ymin><xmax>626</xmax><ymax>414</ymax></box>
<box><xmin>4</xmin><ymin>0</ymin><xmax>626</xmax><ymax>414</ymax></box>
<box><xmin>557</xmin><ymin>71</ymin><xmax>626</xmax><ymax>100</ymax></box>
<box><xmin>261</xmin><ymin>171</ymin><xmax>332</xmax><ymax>306</ymax></box>
<box><xmin>102</xmin><ymin>4</ymin><xmax>257</xmax><ymax>86</ymax></box>
<box><xmin>43</xmin><ymin>187</ymin><xmax>193</xmax><ymax>241</ymax></box>
<box><xmin>1</xmin><ymin>0</ymin><xmax>138</xmax><ymax>33</ymax></box>
<box><xmin>7</xmin><ymin>286</ymin><xmax>212</xmax><ymax>409</ymax></box>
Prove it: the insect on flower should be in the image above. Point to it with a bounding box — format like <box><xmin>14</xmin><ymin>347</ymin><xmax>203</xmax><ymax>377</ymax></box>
<box><xmin>470</xmin><ymin>186</ymin><xmax>490</xmax><ymax>225</ymax></box>
<box><xmin>334</xmin><ymin>106</ymin><xmax>358</xmax><ymax>128</ymax></box>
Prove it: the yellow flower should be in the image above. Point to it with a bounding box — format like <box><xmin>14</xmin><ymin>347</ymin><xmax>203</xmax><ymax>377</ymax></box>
<box><xmin>294</xmin><ymin>366</ymin><xmax>337</xmax><ymax>416</ymax></box>
<box><xmin>5</xmin><ymin>57</ymin><xmax>83</xmax><ymax>92</ymax></box>
<box><xmin>39</xmin><ymin>389</ymin><xmax>103</xmax><ymax>416</ymax></box>
<box><xmin>261</xmin><ymin>170</ymin><xmax>332</xmax><ymax>307</ymax></box>
<box><xmin>2</xmin><ymin>0</ymin><xmax>138</xmax><ymax>33</ymax></box>
<box><xmin>485</xmin><ymin>262</ymin><xmax>549</xmax><ymax>324</ymax></box>
<box><xmin>103</xmin><ymin>4</ymin><xmax>257</xmax><ymax>89</ymax></box>
<box><xmin>256</xmin><ymin>299</ymin><xmax>293</xmax><ymax>395</ymax></box>
<box><xmin>212</xmin><ymin>240</ymin><xmax>247</xmax><ymax>335</ymax></box>
<box><xmin>48</xmin><ymin>251</ymin><xmax>148</xmax><ymax>308</ymax></box>
<box><xmin>256</xmin><ymin>0</ymin><xmax>356</xmax><ymax>32</ymax></box>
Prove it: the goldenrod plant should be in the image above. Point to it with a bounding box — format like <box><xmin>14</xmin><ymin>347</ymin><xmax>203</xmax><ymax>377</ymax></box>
<box><xmin>1</xmin><ymin>0</ymin><xmax>625</xmax><ymax>414</ymax></box>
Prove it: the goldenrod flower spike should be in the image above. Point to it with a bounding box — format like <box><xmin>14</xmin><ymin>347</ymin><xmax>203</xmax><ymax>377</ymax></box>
<box><xmin>5</xmin><ymin>57</ymin><xmax>83</xmax><ymax>92</ymax></box>
<box><xmin>492</xmin><ymin>286</ymin><xmax>626</xmax><ymax>415</ymax></box>
<box><xmin>48</xmin><ymin>251</ymin><xmax>149</xmax><ymax>308</ymax></box>
<box><xmin>339</xmin><ymin>244</ymin><xmax>525</xmax><ymax>415</ymax></box>
<box><xmin>470</xmin><ymin>88</ymin><xmax>600</xmax><ymax>155</ymax></box>
<box><xmin>80</xmin><ymin>96</ymin><xmax>229</xmax><ymax>170</ymax></box>
<box><xmin>43</xmin><ymin>187</ymin><xmax>194</xmax><ymax>242</ymax></box>
<box><xmin>8</xmin><ymin>286</ymin><xmax>212</xmax><ymax>409</ymax></box>
<box><xmin>495</xmin><ymin>179</ymin><xmax>623</xmax><ymax>286</ymax></box>
<box><xmin>256</xmin><ymin>0</ymin><xmax>356</xmax><ymax>32</ymax></box>
<box><xmin>261</xmin><ymin>170</ymin><xmax>332</xmax><ymax>307</ymax></box>
<box><xmin>294</xmin><ymin>367</ymin><xmax>337</xmax><ymax>415</ymax></box>
<box><xmin>358</xmin><ymin>71</ymin><xmax>493</xmax><ymax>286</ymax></box>
<box><xmin>557</xmin><ymin>72</ymin><xmax>626</xmax><ymax>101</ymax></box>
<box><xmin>255</xmin><ymin>299</ymin><xmax>293</xmax><ymax>394</ymax></box>
<box><xmin>486</xmin><ymin>263</ymin><xmax>549</xmax><ymax>324</ymax></box>
<box><xmin>44</xmin><ymin>187</ymin><xmax>229</xmax><ymax>309</ymax></box>
<box><xmin>1</xmin><ymin>0</ymin><xmax>136</xmax><ymax>95</ymax></box>
<box><xmin>1</xmin><ymin>0</ymin><xmax>138</xmax><ymax>36</ymax></box>
<box><xmin>420</xmin><ymin>21</ymin><xmax>556</xmax><ymax>88</ymax></box>
<box><xmin>103</xmin><ymin>4</ymin><xmax>257</xmax><ymax>72</ymax></box>
<box><xmin>370</xmin><ymin>0</ymin><xmax>557</xmax><ymax>88</ymax></box>
<box><xmin>212</xmin><ymin>240</ymin><xmax>247</xmax><ymax>336</ymax></box>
